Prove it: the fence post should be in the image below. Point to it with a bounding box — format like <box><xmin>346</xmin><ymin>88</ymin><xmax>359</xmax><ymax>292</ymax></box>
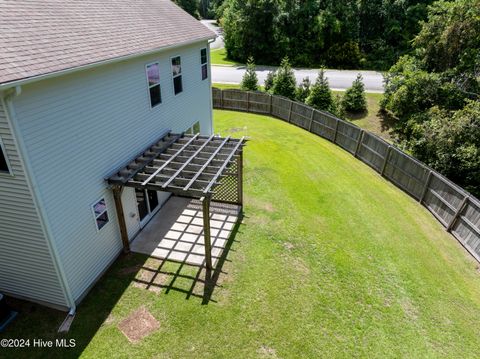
<box><xmin>381</xmin><ymin>146</ymin><xmax>392</xmax><ymax>176</ymax></box>
<box><xmin>354</xmin><ymin>130</ymin><xmax>364</xmax><ymax>157</ymax></box>
<box><xmin>419</xmin><ymin>170</ymin><xmax>433</xmax><ymax>204</ymax></box>
<box><xmin>308</xmin><ymin>109</ymin><xmax>315</xmax><ymax>132</ymax></box>
<box><xmin>332</xmin><ymin>119</ymin><xmax>340</xmax><ymax>143</ymax></box>
<box><xmin>288</xmin><ymin>100</ymin><xmax>293</xmax><ymax>123</ymax></box>
<box><xmin>246</xmin><ymin>91</ymin><xmax>250</xmax><ymax>112</ymax></box>
<box><xmin>269</xmin><ymin>94</ymin><xmax>273</xmax><ymax>115</ymax></box>
<box><xmin>446</xmin><ymin>196</ymin><xmax>469</xmax><ymax>232</ymax></box>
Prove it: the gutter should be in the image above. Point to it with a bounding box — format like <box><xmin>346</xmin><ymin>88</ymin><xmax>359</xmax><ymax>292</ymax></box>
<box><xmin>0</xmin><ymin>35</ymin><xmax>216</xmax><ymax>91</ymax></box>
<box><xmin>1</xmin><ymin>89</ymin><xmax>77</xmax><ymax>317</ymax></box>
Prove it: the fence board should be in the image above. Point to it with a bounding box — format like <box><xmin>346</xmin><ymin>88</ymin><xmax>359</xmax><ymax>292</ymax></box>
<box><xmin>356</xmin><ymin>132</ymin><xmax>389</xmax><ymax>172</ymax></box>
<box><xmin>211</xmin><ymin>87</ymin><xmax>480</xmax><ymax>262</ymax></box>
<box><xmin>451</xmin><ymin>198</ymin><xmax>480</xmax><ymax>261</ymax></box>
<box><xmin>222</xmin><ymin>89</ymin><xmax>248</xmax><ymax>111</ymax></box>
<box><xmin>248</xmin><ymin>92</ymin><xmax>271</xmax><ymax>114</ymax></box>
<box><xmin>383</xmin><ymin>148</ymin><xmax>429</xmax><ymax>200</ymax></box>
<box><xmin>335</xmin><ymin>120</ymin><xmax>362</xmax><ymax>154</ymax></box>
<box><xmin>271</xmin><ymin>96</ymin><xmax>291</xmax><ymax>121</ymax></box>
<box><xmin>290</xmin><ymin>102</ymin><xmax>314</xmax><ymax>130</ymax></box>
<box><xmin>310</xmin><ymin>110</ymin><xmax>337</xmax><ymax>141</ymax></box>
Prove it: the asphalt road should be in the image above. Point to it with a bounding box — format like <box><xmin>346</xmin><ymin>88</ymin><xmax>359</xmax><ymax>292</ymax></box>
<box><xmin>212</xmin><ymin>65</ymin><xmax>385</xmax><ymax>93</ymax></box>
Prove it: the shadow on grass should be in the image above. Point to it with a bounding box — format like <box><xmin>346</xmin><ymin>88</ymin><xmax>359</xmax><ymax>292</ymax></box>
<box><xmin>378</xmin><ymin>109</ymin><xmax>398</xmax><ymax>134</ymax></box>
<box><xmin>1</xmin><ymin>212</ymin><xmax>244</xmax><ymax>359</ymax></box>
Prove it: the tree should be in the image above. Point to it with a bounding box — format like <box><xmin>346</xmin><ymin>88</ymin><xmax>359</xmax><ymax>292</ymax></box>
<box><xmin>409</xmin><ymin>101</ymin><xmax>480</xmax><ymax>197</ymax></box>
<box><xmin>306</xmin><ymin>69</ymin><xmax>334</xmax><ymax>112</ymax></box>
<box><xmin>264</xmin><ymin>71</ymin><xmax>276</xmax><ymax>92</ymax></box>
<box><xmin>342</xmin><ymin>74</ymin><xmax>367</xmax><ymax>113</ymax></box>
<box><xmin>272</xmin><ymin>57</ymin><xmax>297</xmax><ymax>99</ymax></box>
<box><xmin>381</xmin><ymin>0</ymin><xmax>480</xmax><ymax>195</ymax></box>
<box><xmin>241</xmin><ymin>57</ymin><xmax>259</xmax><ymax>91</ymax></box>
<box><xmin>174</xmin><ymin>0</ymin><xmax>199</xmax><ymax>18</ymax></box>
<box><xmin>296</xmin><ymin>77</ymin><xmax>311</xmax><ymax>103</ymax></box>
<box><xmin>222</xmin><ymin>0</ymin><xmax>279</xmax><ymax>64</ymax></box>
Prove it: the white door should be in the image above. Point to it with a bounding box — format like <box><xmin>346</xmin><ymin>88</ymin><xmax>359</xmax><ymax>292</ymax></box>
<box><xmin>121</xmin><ymin>187</ymin><xmax>141</xmax><ymax>241</ymax></box>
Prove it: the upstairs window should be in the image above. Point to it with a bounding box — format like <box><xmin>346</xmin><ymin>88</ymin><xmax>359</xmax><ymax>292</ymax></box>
<box><xmin>0</xmin><ymin>139</ymin><xmax>10</xmax><ymax>174</ymax></box>
<box><xmin>92</xmin><ymin>198</ymin><xmax>109</xmax><ymax>231</ymax></box>
<box><xmin>171</xmin><ymin>56</ymin><xmax>183</xmax><ymax>95</ymax></box>
<box><xmin>201</xmin><ymin>48</ymin><xmax>208</xmax><ymax>80</ymax></box>
<box><xmin>146</xmin><ymin>63</ymin><xmax>162</xmax><ymax>107</ymax></box>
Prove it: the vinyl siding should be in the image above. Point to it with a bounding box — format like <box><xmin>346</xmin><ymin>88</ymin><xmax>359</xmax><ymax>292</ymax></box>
<box><xmin>0</xmin><ymin>99</ymin><xmax>67</xmax><ymax>308</ymax></box>
<box><xmin>12</xmin><ymin>41</ymin><xmax>213</xmax><ymax>301</ymax></box>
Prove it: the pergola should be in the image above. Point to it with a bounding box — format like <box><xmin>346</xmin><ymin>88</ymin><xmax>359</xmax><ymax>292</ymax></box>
<box><xmin>107</xmin><ymin>132</ymin><xmax>245</xmax><ymax>271</ymax></box>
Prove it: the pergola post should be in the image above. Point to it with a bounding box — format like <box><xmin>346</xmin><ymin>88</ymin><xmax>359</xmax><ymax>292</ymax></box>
<box><xmin>112</xmin><ymin>185</ymin><xmax>130</xmax><ymax>253</ymax></box>
<box><xmin>202</xmin><ymin>195</ymin><xmax>213</xmax><ymax>272</ymax></box>
<box><xmin>237</xmin><ymin>151</ymin><xmax>243</xmax><ymax>207</ymax></box>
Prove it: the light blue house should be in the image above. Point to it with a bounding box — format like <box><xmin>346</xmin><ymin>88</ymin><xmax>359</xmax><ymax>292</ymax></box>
<box><xmin>0</xmin><ymin>0</ymin><xmax>216</xmax><ymax>311</ymax></box>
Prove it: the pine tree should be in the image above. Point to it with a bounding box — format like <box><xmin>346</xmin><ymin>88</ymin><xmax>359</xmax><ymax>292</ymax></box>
<box><xmin>241</xmin><ymin>57</ymin><xmax>259</xmax><ymax>91</ymax></box>
<box><xmin>264</xmin><ymin>71</ymin><xmax>276</xmax><ymax>92</ymax></box>
<box><xmin>296</xmin><ymin>77</ymin><xmax>311</xmax><ymax>103</ymax></box>
<box><xmin>305</xmin><ymin>69</ymin><xmax>333</xmax><ymax>111</ymax></box>
<box><xmin>272</xmin><ymin>57</ymin><xmax>297</xmax><ymax>99</ymax></box>
<box><xmin>342</xmin><ymin>74</ymin><xmax>367</xmax><ymax>113</ymax></box>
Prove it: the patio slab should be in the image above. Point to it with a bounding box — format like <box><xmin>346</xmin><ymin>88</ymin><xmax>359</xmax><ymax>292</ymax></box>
<box><xmin>130</xmin><ymin>197</ymin><xmax>240</xmax><ymax>267</ymax></box>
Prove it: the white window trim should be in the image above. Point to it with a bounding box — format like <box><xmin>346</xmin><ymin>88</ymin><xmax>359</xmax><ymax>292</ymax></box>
<box><xmin>171</xmin><ymin>55</ymin><xmax>183</xmax><ymax>96</ymax></box>
<box><xmin>91</xmin><ymin>197</ymin><xmax>109</xmax><ymax>232</ymax></box>
<box><xmin>201</xmin><ymin>48</ymin><xmax>208</xmax><ymax>81</ymax></box>
<box><xmin>0</xmin><ymin>136</ymin><xmax>13</xmax><ymax>176</ymax></box>
<box><xmin>145</xmin><ymin>62</ymin><xmax>162</xmax><ymax>109</ymax></box>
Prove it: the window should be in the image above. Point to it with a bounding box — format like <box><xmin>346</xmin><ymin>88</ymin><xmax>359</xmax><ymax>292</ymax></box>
<box><xmin>171</xmin><ymin>56</ymin><xmax>183</xmax><ymax>95</ymax></box>
<box><xmin>92</xmin><ymin>198</ymin><xmax>109</xmax><ymax>231</ymax></box>
<box><xmin>146</xmin><ymin>63</ymin><xmax>162</xmax><ymax>107</ymax></box>
<box><xmin>186</xmin><ymin>121</ymin><xmax>200</xmax><ymax>135</ymax></box>
<box><xmin>0</xmin><ymin>140</ymin><xmax>10</xmax><ymax>174</ymax></box>
<box><xmin>201</xmin><ymin>48</ymin><xmax>208</xmax><ymax>80</ymax></box>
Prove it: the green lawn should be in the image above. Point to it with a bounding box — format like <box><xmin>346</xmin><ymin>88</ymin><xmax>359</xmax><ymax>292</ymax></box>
<box><xmin>210</xmin><ymin>48</ymin><xmax>241</xmax><ymax>66</ymax></box>
<box><xmin>4</xmin><ymin>110</ymin><xmax>480</xmax><ymax>358</ymax></box>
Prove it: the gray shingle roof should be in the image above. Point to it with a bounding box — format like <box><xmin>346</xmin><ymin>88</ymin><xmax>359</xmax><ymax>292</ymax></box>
<box><xmin>0</xmin><ymin>0</ymin><xmax>215</xmax><ymax>85</ymax></box>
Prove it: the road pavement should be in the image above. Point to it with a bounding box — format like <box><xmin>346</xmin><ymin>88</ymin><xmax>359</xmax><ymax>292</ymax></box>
<box><xmin>212</xmin><ymin>65</ymin><xmax>385</xmax><ymax>93</ymax></box>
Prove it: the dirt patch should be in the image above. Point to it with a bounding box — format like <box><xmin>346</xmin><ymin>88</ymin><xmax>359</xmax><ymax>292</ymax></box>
<box><xmin>118</xmin><ymin>306</ymin><xmax>160</xmax><ymax>344</ymax></box>
<box><xmin>257</xmin><ymin>345</ymin><xmax>278</xmax><ymax>358</ymax></box>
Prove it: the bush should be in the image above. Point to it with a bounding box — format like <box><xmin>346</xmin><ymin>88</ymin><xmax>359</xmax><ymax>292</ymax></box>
<box><xmin>296</xmin><ymin>77</ymin><xmax>311</xmax><ymax>103</ymax></box>
<box><xmin>241</xmin><ymin>57</ymin><xmax>259</xmax><ymax>91</ymax></box>
<box><xmin>342</xmin><ymin>74</ymin><xmax>367</xmax><ymax>113</ymax></box>
<box><xmin>264</xmin><ymin>71</ymin><xmax>277</xmax><ymax>92</ymax></box>
<box><xmin>408</xmin><ymin>101</ymin><xmax>480</xmax><ymax>197</ymax></box>
<box><xmin>272</xmin><ymin>57</ymin><xmax>297</xmax><ymax>99</ymax></box>
<box><xmin>305</xmin><ymin>69</ymin><xmax>334</xmax><ymax>112</ymax></box>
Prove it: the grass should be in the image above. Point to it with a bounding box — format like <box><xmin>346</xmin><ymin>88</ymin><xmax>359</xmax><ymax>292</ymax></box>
<box><xmin>4</xmin><ymin>110</ymin><xmax>480</xmax><ymax>358</ymax></box>
<box><xmin>210</xmin><ymin>48</ymin><xmax>241</xmax><ymax>66</ymax></box>
<box><xmin>337</xmin><ymin>92</ymin><xmax>394</xmax><ymax>141</ymax></box>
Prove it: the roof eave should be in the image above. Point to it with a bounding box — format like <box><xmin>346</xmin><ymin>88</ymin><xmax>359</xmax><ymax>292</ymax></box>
<box><xmin>0</xmin><ymin>34</ymin><xmax>216</xmax><ymax>92</ymax></box>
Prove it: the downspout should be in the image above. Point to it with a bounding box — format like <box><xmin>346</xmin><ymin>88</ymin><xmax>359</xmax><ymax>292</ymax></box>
<box><xmin>207</xmin><ymin>39</ymin><xmax>215</xmax><ymax>135</ymax></box>
<box><xmin>1</xmin><ymin>88</ymin><xmax>76</xmax><ymax>317</ymax></box>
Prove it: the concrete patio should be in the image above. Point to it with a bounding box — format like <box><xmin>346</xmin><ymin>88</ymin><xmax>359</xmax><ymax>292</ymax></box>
<box><xmin>130</xmin><ymin>196</ymin><xmax>240</xmax><ymax>267</ymax></box>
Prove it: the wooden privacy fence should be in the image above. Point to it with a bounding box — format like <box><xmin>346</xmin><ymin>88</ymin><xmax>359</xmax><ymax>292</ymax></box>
<box><xmin>212</xmin><ymin>87</ymin><xmax>480</xmax><ymax>263</ymax></box>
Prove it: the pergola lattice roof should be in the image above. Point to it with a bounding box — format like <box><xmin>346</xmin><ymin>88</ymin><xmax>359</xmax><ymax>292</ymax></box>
<box><xmin>107</xmin><ymin>132</ymin><xmax>245</xmax><ymax>198</ymax></box>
